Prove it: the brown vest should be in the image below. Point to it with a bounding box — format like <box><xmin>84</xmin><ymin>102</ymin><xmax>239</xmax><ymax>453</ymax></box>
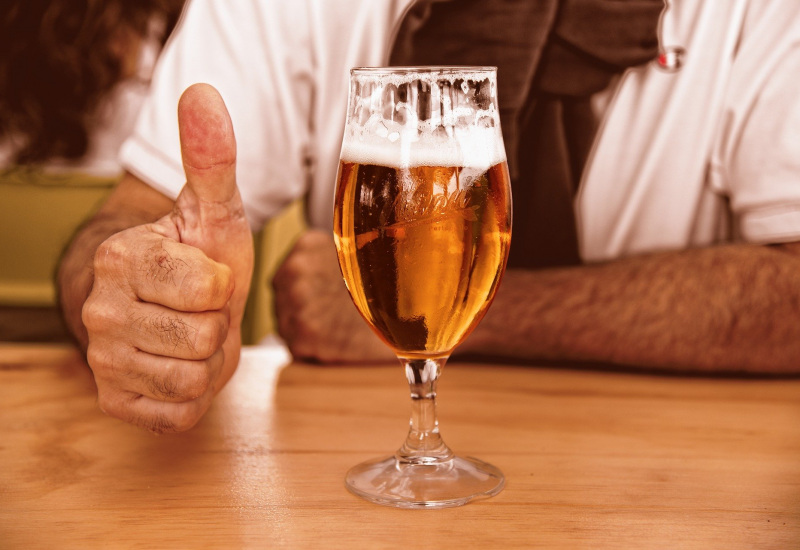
<box><xmin>390</xmin><ymin>0</ymin><xmax>662</xmax><ymax>268</ymax></box>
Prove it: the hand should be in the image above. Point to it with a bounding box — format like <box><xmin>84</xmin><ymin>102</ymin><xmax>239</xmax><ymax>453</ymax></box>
<box><xmin>272</xmin><ymin>229</ymin><xmax>395</xmax><ymax>364</ymax></box>
<box><xmin>82</xmin><ymin>84</ymin><xmax>254</xmax><ymax>433</ymax></box>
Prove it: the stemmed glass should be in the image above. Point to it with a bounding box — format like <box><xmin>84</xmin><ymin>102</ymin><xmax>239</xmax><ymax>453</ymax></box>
<box><xmin>333</xmin><ymin>66</ymin><xmax>512</xmax><ymax>508</ymax></box>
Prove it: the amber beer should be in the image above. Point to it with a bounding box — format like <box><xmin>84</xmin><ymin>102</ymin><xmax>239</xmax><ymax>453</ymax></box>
<box><xmin>333</xmin><ymin>155</ymin><xmax>511</xmax><ymax>358</ymax></box>
<box><xmin>338</xmin><ymin>68</ymin><xmax>508</xmax><ymax>508</ymax></box>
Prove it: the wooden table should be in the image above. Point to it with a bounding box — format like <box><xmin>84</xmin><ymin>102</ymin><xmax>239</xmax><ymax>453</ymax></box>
<box><xmin>2</xmin><ymin>342</ymin><xmax>799</xmax><ymax>549</ymax></box>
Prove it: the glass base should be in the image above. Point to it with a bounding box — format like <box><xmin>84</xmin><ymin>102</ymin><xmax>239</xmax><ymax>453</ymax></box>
<box><xmin>345</xmin><ymin>455</ymin><xmax>504</xmax><ymax>509</ymax></box>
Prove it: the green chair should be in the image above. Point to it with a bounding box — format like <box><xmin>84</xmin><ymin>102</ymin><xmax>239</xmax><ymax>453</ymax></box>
<box><xmin>0</xmin><ymin>168</ymin><xmax>306</xmax><ymax>344</ymax></box>
<box><xmin>0</xmin><ymin>169</ymin><xmax>117</xmax><ymax>341</ymax></box>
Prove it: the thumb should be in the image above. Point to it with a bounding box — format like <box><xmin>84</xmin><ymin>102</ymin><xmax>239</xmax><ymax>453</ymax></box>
<box><xmin>178</xmin><ymin>83</ymin><xmax>237</xmax><ymax>205</ymax></box>
<box><xmin>168</xmin><ymin>82</ymin><xmax>253</xmax><ymax>322</ymax></box>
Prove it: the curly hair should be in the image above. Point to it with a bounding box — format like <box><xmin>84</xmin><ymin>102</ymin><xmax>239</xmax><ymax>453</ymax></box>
<box><xmin>0</xmin><ymin>0</ymin><xmax>185</xmax><ymax>165</ymax></box>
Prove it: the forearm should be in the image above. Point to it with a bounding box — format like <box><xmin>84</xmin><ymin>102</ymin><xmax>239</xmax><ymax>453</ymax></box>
<box><xmin>462</xmin><ymin>243</ymin><xmax>800</xmax><ymax>374</ymax></box>
<box><xmin>57</xmin><ymin>174</ymin><xmax>173</xmax><ymax>349</ymax></box>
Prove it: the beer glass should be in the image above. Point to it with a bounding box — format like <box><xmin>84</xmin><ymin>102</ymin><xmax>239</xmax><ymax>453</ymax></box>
<box><xmin>333</xmin><ymin>66</ymin><xmax>511</xmax><ymax>508</ymax></box>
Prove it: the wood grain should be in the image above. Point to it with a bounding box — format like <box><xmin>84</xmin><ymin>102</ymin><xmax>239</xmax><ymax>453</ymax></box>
<box><xmin>1</xmin><ymin>343</ymin><xmax>798</xmax><ymax>549</ymax></box>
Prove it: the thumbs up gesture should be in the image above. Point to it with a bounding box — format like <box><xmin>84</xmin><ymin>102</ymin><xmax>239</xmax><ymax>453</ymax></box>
<box><xmin>82</xmin><ymin>84</ymin><xmax>254</xmax><ymax>433</ymax></box>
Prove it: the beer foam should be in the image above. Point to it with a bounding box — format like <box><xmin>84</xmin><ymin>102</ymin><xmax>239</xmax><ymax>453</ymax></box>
<box><xmin>343</xmin><ymin>67</ymin><xmax>506</xmax><ymax>169</ymax></box>
<box><xmin>352</xmin><ymin>67</ymin><xmax>499</xmax><ymax>88</ymax></box>
<box><xmin>340</xmin><ymin>127</ymin><xmax>506</xmax><ymax>169</ymax></box>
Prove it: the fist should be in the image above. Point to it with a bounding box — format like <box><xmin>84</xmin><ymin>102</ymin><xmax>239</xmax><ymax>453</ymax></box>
<box><xmin>82</xmin><ymin>84</ymin><xmax>253</xmax><ymax>433</ymax></box>
<box><xmin>272</xmin><ymin>229</ymin><xmax>394</xmax><ymax>364</ymax></box>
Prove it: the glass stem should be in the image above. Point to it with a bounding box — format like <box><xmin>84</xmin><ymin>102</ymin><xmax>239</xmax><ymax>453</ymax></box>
<box><xmin>396</xmin><ymin>357</ymin><xmax>454</xmax><ymax>464</ymax></box>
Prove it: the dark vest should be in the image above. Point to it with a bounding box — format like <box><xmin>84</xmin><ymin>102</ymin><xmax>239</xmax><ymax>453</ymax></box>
<box><xmin>390</xmin><ymin>0</ymin><xmax>662</xmax><ymax>268</ymax></box>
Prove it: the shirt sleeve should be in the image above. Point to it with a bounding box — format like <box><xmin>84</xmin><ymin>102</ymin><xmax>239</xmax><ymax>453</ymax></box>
<box><xmin>725</xmin><ymin>45</ymin><xmax>800</xmax><ymax>244</ymax></box>
<box><xmin>119</xmin><ymin>0</ymin><xmax>314</xmax><ymax>231</ymax></box>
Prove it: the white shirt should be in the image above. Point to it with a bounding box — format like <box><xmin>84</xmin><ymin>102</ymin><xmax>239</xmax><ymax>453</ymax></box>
<box><xmin>578</xmin><ymin>0</ymin><xmax>800</xmax><ymax>261</ymax></box>
<box><xmin>121</xmin><ymin>0</ymin><xmax>413</xmax><ymax>232</ymax></box>
<box><xmin>121</xmin><ymin>0</ymin><xmax>800</xmax><ymax>261</ymax></box>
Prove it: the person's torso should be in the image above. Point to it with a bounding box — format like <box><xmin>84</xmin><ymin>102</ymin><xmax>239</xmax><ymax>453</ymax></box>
<box><xmin>577</xmin><ymin>0</ymin><xmax>800</xmax><ymax>261</ymax></box>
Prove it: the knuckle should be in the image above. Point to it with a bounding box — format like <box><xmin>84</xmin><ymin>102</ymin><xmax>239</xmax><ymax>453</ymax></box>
<box><xmin>178</xmin><ymin>272</ymin><xmax>211</xmax><ymax>306</ymax></box>
<box><xmin>215</xmin><ymin>262</ymin><xmax>234</xmax><ymax>294</ymax></box>
<box><xmin>183</xmin><ymin>365</ymin><xmax>211</xmax><ymax>400</ymax></box>
<box><xmin>85</xmin><ymin>344</ymin><xmax>113</xmax><ymax>376</ymax></box>
<box><xmin>144</xmin><ymin>312</ymin><xmax>199</xmax><ymax>353</ymax></box>
<box><xmin>170</xmin><ymin>404</ymin><xmax>204</xmax><ymax>433</ymax></box>
<box><xmin>191</xmin><ymin>331</ymin><xmax>217</xmax><ymax>362</ymax></box>
<box><xmin>94</xmin><ymin>233</ymin><xmax>130</xmax><ymax>275</ymax></box>
<box><xmin>146</xmin><ymin>413</ymin><xmax>180</xmax><ymax>434</ymax></box>
<box><xmin>96</xmin><ymin>388</ymin><xmax>124</xmax><ymax>419</ymax></box>
<box><xmin>192</xmin><ymin>314</ymin><xmax>227</xmax><ymax>359</ymax></box>
<box><xmin>155</xmin><ymin>358</ymin><xmax>211</xmax><ymax>402</ymax></box>
<box><xmin>82</xmin><ymin>298</ymin><xmax>116</xmax><ymax>334</ymax></box>
<box><xmin>147</xmin><ymin>367</ymin><xmax>182</xmax><ymax>401</ymax></box>
<box><xmin>144</xmin><ymin>239</ymin><xmax>186</xmax><ymax>284</ymax></box>
<box><xmin>180</xmin><ymin>263</ymin><xmax>232</xmax><ymax>309</ymax></box>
